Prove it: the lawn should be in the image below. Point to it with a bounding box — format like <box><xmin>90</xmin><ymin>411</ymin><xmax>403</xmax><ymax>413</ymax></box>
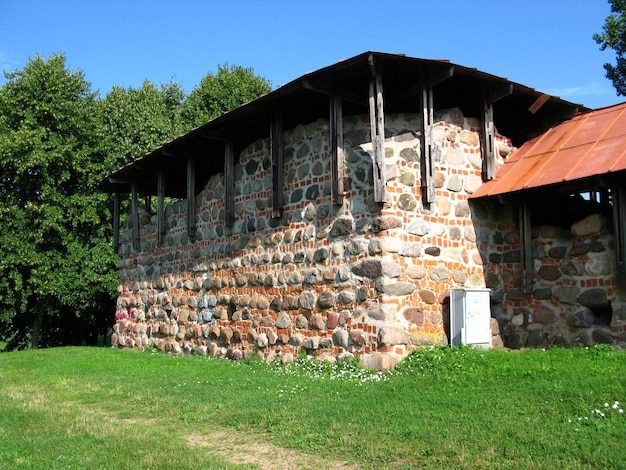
<box><xmin>0</xmin><ymin>345</ymin><xmax>624</xmax><ymax>469</ymax></box>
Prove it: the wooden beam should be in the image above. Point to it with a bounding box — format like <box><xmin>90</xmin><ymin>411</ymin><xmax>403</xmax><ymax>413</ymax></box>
<box><xmin>421</xmin><ymin>85</ymin><xmax>436</xmax><ymax>203</ymax></box>
<box><xmin>131</xmin><ymin>182</ymin><xmax>139</xmax><ymax>251</ymax></box>
<box><xmin>528</xmin><ymin>93</ymin><xmax>551</xmax><ymax>115</ymax></box>
<box><xmin>482</xmin><ymin>85</ymin><xmax>512</xmax><ymax>181</ymax></box>
<box><xmin>418</xmin><ymin>66</ymin><xmax>453</xmax><ymax>205</ymax></box>
<box><xmin>369</xmin><ymin>56</ymin><xmax>386</xmax><ymax>203</ymax></box>
<box><xmin>482</xmin><ymin>102</ymin><xmax>496</xmax><ymax>180</ymax></box>
<box><xmin>519</xmin><ymin>194</ymin><xmax>533</xmax><ymax>294</ymax></box>
<box><xmin>425</xmin><ymin>65</ymin><xmax>455</xmax><ymax>88</ymax></box>
<box><xmin>271</xmin><ymin>110</ymin><xmax>284</xmax><ymax>218</ymax></box>
<box><xmin>113</xmin><ymin>192</ymin><xmax>120</xmax><ymax>253</ymax></box>
<box><xmin>486</xmin><ymin>84</ymin><xmax>513</xmax><ymax>105</ymax></box>
<box><xmin>108</xmin><ymin>176</ymin><xmax>133</xmax><ymax>185</ymax></box>
<box><xmin>389</xmin><ymin>66</ymin><xmax>454</xmax><ymax>107</ymax></box>
<box><xmin>330</xmin><ymin>94</ymin><xmax>344</xmax><ymax>205</ymax></box>
<box><xmin>200</xmin><ymin>131</ymin><xmax>230</xmax><ymax>142</ymax></box>
<box><xmin>224</xmin><ymin>141</ymin><xmax>235</xmax><ymax>227</ymax></box>
<box><xmin>302</xmin><ymin>79</ymin><xmax>364</xmax><ymax>106</ymax></box>
<box><xmin>614</xmin><ymin>185</ymin><xmax>626</xmax><ymax>289</ymax></box>
<box><xmin>161</xmin><ymin>149</ymin><xmax>189</xmax><ymax>160</ymax></box>
<box><xmin>187</xmin><ymin>158</ymin><xmax>196</xmax><ymax>239</ymax></box>
<box><xmin>157</xmin><ymin>171</ymin><xmax>165</xmax><ymax>246</ymax></box>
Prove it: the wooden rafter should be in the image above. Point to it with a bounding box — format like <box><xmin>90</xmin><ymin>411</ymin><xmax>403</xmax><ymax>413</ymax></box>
<box><xmin>302</xmin><ymin>78</ymin><xmax>364</xmax><ymax>106</ymax></box>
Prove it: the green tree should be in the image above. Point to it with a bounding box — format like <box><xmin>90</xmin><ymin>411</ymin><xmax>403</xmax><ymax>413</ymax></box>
<box><xmin>0</xmin><ymin>55</ymin><xmax>271</xmax><ymax>350</ymax></box>
<box><xmin>0</xmin><ymin>53</ymin><xmax>118</xmax><ymax>350</ymax></box>
<box><xmin>99</xmin><ymin>79</ymin><xmax>186</xmax><ymax>172</ymax></box>
<box><xmin>181</xmin><ymin>63</ymin><xmax>271</xmax><ymax>128</ymax></box>
<box><xmin>594</xmin><ymin>0</ymin><xmax>626</xmax><ymax>95</ymax></box>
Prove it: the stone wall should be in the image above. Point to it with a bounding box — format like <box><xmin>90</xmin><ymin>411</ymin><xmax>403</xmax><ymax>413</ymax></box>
<box><xmin>473</xmin><ymin>203</ymin><xmax>626</xmax><ymax>348</ymax></box>
<box><xmin>113</xmin><ymin>109</ymin><xmax>513</xmax><ymax>368</ymax></box>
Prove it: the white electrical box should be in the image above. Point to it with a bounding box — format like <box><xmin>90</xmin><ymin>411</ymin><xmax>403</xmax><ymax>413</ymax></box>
<box><xmin>450</xmin><ymin>288</ymin><xmax>491</xmax><ymax>348</ymax></box>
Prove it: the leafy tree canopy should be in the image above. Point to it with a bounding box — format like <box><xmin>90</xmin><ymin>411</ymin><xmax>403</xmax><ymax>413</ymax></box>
<box><xmin>181</xmin><ymin>63</ymin><xmax>271</xmax><ymax>128</ymax></box>
<box><xmin>0</xmin><ymin>54</ymin><xmax>271</xmax><ymax>350</ymax></box>
<box><xmin>594</xmin><ymin>0</ymin><xmax>626</xmax><ymax>95</ymax></box>
<box><xmin>98</xmin><ymin>79</ymin><xmax>186</xmax><ymax>174</ymax></box>
<box><xmin>0</xmin><ymin>53</ymin><xmax>118</xmax><ymax>350</ymax></box>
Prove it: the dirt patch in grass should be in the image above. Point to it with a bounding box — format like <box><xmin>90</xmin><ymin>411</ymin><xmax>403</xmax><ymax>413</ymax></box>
<box><xmin>187</xmin><ymin>428</ymin><xmax>359</xmax><ymax>470</ymax></box>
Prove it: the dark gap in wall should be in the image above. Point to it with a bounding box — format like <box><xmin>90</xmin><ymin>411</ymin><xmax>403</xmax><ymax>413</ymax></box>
<box><xmin>592</xmin><ymin>307</ymin><xmax>612</xmax><ymax>327</ymax></box>
<box><xmin>527</xmin><ymin>187</ymin><xmax>613</xmax><ymax>229</ymax></box>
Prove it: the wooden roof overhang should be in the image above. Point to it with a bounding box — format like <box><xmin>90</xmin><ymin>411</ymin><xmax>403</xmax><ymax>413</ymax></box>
<box><xmin>96</xmin><ymin>51</ymin><xmax>587</xmax><ymax>198</ymax></box>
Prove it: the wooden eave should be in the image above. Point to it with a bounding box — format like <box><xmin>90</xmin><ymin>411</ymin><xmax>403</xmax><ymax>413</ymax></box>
<box><xmin>96</xmin><ymin>51</ymin><xmax>587</xmax><ymax>198</ymax></box>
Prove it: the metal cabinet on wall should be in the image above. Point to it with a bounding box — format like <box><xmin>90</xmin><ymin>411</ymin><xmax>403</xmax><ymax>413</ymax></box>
<box><xmin>450</xmin><ymin>288</ymin><xmax>491</xmax><ymax>348</ymax></box>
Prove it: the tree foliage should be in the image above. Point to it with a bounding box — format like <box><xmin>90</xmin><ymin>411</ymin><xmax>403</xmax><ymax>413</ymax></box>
<box><xmin>0</xmin><ymin>54</ymin><xmax>271</xmax><ymax>350</ymax></box>
<box><xmin>181</xmin><ymin>63</ymin><xmax>271</xmax><ymax>128</ymax></box>
<box><xmin>0</xmin><ymin>54</ymin><xmax>118</xmax><ymax>350</ymax></box>
<box><xmin>99</xmin><ymin>79</ymin><xmax>186</xmax><ymax>173</ymax></box>
<box><xmin>594</xmin><ymin>0</ymin><xmax>626</xmax><ymax>95</ymax></box>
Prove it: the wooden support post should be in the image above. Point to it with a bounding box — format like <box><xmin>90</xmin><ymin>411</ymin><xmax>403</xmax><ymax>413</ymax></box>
<box><xmin>131</xmin><ymin>182</ymin><xmax>139</xmax><ymax>251</ymax></box>
<box><xmin>482</xmin><ymin>102</ymin><xmax>496</xmax><ymax>181</ymax></box>
<box><xmin>157</xmin><ymin>171</ymin><xmax>165</xmax><ymax>246</ymax></box>
<box><xmin>519</xmin><ymin>194</ymin><xmax>533</xmax><ymax>294</ymax></box>
<box><xmin>224</xmin><ymin>141</ymin><xmax>235</xmax><ymax>227</ymax></box>
<box><xmin>421</xmin><ymin>86</ymin><xmax>436</xmax><ymax>203</ymax></box>
<box><xmin>271</xmin><ymin>110</ymin><xmax>284</xmax><ymax>218</ymax></box>
<box><xmin>187</xmin><ymin>158</ymin><xmax>195</xmax><ymax>239</ymax></box>
<box><xmin>482</xmin><ymin>85</ymin><xmax>513</xmax><ymax>180</ymax></box>
<box><xmin>614</xmin><ymin>185</ymin><xmax>626</xmax><ymax>289</ymax></box>
<box><xmin>113</xmin><ymin>192</ymin><xmax>120</xmax><ymax>253</ymax></box>
<box><xmin>330</xmin><ymin>94</ymin><xmax>344</xmax><ymax>205</ymax></box>
<box><xmin>368</xmin><ymin>55</ymin><xmax>386</xmax><ymax>203</ymax></box>
<box><xmin>420</xmin><ymin>66</ymin><xmax>454</xmax><ymax>204</ymax></box>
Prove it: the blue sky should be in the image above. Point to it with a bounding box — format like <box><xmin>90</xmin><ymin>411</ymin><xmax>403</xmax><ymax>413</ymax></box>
<box><xmin>0</xmin><ymin>0</ymin><xmax>620</xmax><ymax>109</ymax></box>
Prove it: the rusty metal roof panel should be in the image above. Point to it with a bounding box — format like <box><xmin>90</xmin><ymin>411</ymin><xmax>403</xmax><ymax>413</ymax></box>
<box><xmin>472</xmin><ymin>102</ymin><xmax>626</xmax><ymax>199</ymax></box>
<box><xmin>537</xmin><ymin>143</ymin><xmax>595</xmax><ymax>185</ymax></box>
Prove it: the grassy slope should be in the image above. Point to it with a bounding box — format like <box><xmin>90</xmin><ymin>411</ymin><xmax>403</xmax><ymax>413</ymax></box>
<box><xmin>0</xmin><ymin>346</ymin><xmax>624</xmax><ymax>469</ymax></box>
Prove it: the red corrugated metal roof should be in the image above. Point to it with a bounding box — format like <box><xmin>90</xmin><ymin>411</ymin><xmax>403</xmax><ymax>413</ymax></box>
<box><xmin>471</xmin><ymin>101</ymin><xmax>626</xmax><ymax>198</ymax></box>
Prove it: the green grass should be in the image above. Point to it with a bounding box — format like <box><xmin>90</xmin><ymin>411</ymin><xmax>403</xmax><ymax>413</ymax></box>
<box><xmin>0</xmin><ymin>345</ymin><xmax>625</xmax><ymax>469</ymax></box>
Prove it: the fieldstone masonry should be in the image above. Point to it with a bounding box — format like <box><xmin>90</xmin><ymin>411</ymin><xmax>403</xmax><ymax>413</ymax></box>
<box><xmin>474</xmin><ymin>206</ymin><xmax>626</xmax><ymax>348</ymax></box>
<box><xmin>112</xmin><ymin>108</ymin><xmax>514</xmax><ymax>368</ymax></box>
